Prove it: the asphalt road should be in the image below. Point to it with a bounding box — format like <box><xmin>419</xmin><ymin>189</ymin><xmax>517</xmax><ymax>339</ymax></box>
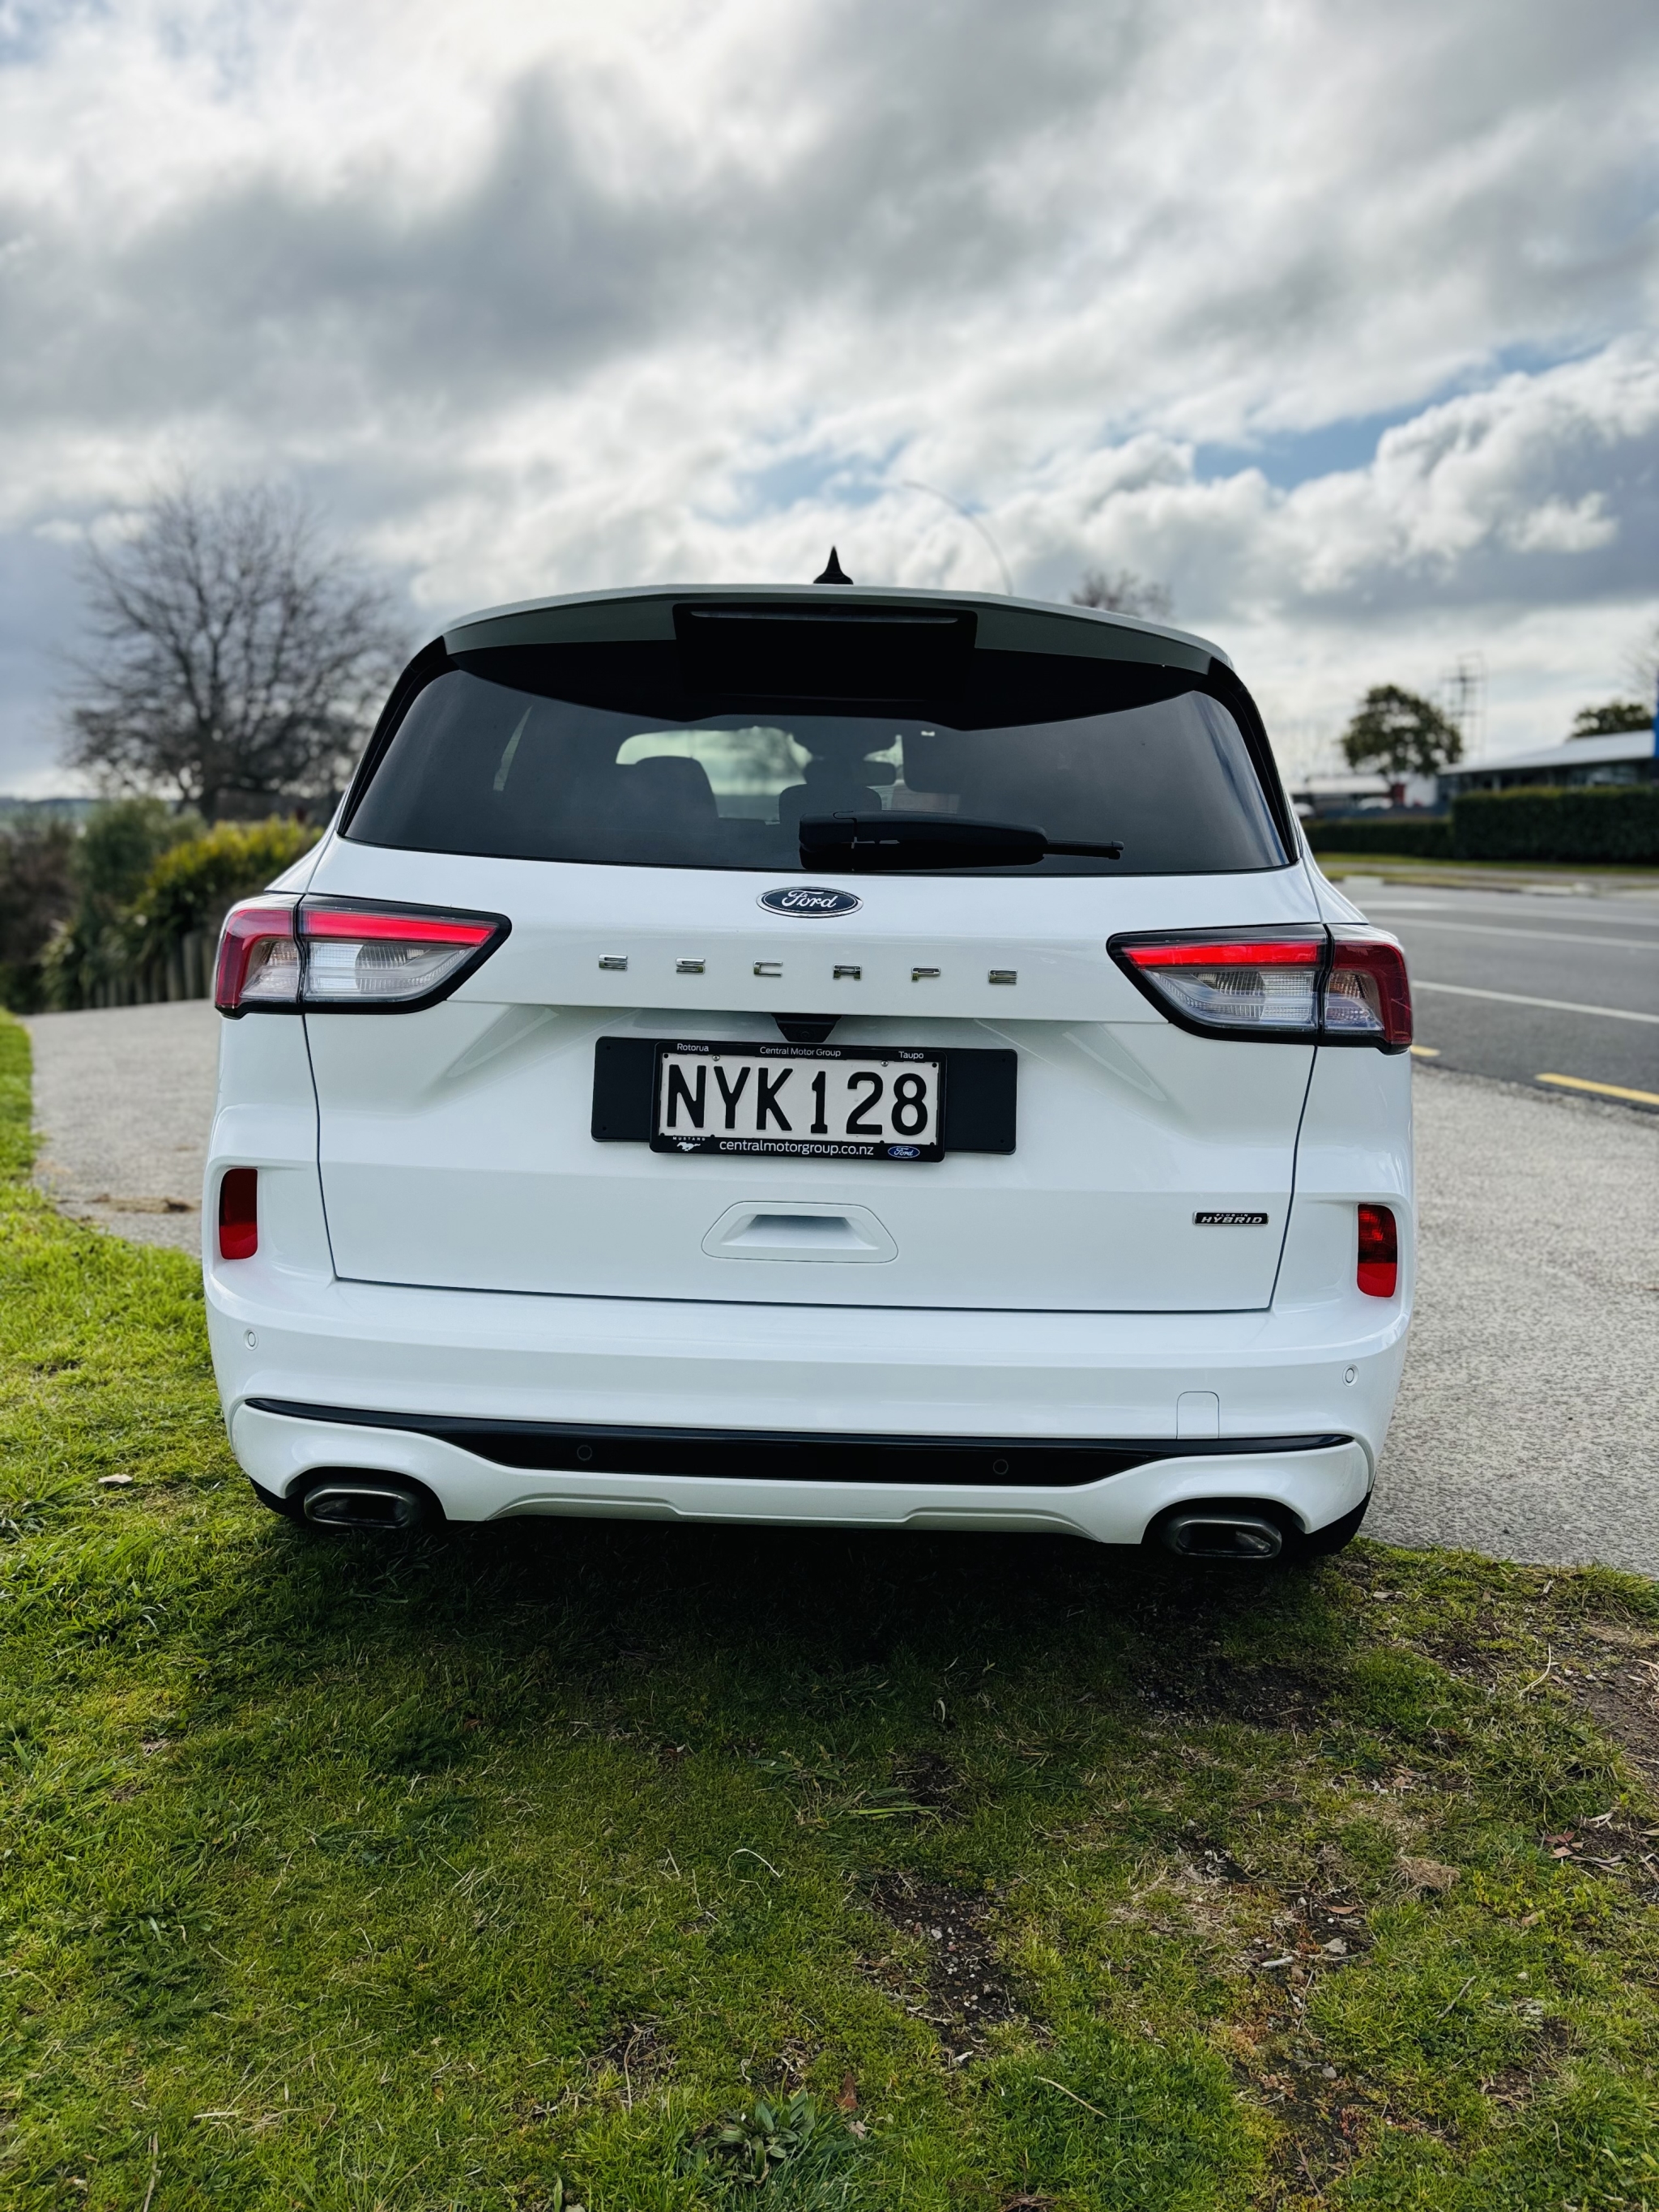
<box><xmin>1344</xmin><ymin>878</ymin><xmax>1659</xmax><ymax>1109</ymax></box>
<box><xmin>21</xmin><ymin>993</ymin><xmax>1658</xmax><ymax>1574</ymax></box>
<box><xmin>1371</xmin><ymin>1066</ymin><xmax>1658</xmax><ymax>1577</ymax></box>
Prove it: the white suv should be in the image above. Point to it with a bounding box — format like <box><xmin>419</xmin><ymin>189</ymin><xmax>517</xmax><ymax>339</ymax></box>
<box><xmin>204</xmin><ymin>581</ymin><xmax>1412</xmax><ymax>1561</ymax></box>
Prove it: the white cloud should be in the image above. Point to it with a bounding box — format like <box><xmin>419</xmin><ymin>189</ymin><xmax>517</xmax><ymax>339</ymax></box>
<box><xmin>0</xmin><ymin>0</ymin><xmax>1656</xmax><ymax>786</ymax></box>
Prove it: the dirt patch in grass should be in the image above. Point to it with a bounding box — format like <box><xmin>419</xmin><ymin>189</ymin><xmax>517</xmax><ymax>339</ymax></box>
<box><xmin>590</xmin><ymin>2019</ymin><xmax>674</xmax><ymax>2111</ymax></box>
<box><xmin>863</xmin><ymin>1872</ymin><xmax>1026</xmax><ymax>2061</ymax></box>
<box><xmin>1477</xmin><ymin>2014</ymin><xmax>1572</xmax><ymax>2109</ymax></box>
<box><xmin>1533</xmin><ymin>1810</ymin><xmax>1659</xmax><ymax>1895</ymax></box>
<box><xmin>1137</xmin><ymin>1656</ymin><xmax>1333</xmax><ymax>1729</ymax></box>
<box><xmin>890</xmin><ymin>1749</ymin><xmax>962</xmax><ymax>1815</ymax></box>
<box><xmin>1567</xmin><ymin>1633</ymin><xmax>1659</xmax><ymax>1787</ymax></box>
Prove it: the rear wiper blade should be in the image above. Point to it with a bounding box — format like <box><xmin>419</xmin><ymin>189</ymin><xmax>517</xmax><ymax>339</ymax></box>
<box><xmin>799</xmin><ymin>814</ymin><xmax>1122</xmax><ymax>871</ymax></box>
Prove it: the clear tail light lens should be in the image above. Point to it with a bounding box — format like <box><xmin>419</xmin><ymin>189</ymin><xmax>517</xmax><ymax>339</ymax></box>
<box><xmin>301</xmin><ymin>906</ymin><xmax>501</xmax><ymax>1004</ymax></box>
<box><xmin>1357</xmin><ymin>1202</ymin><xmax>1398</xmax><ymax>1297</ymax></box>
<box><xmin>218</xmin><ymin>1167</ymin><xmax>258</xmax><ymax>1259</ymax></box>
<box><xmin>215</xmin><ymin>899</ymin><xmax>509</xmax><ymax>1015</ymax></box>
<box><xmin>1111</xmin><ymin>931</ymin><xmax>1325</xmax><ymax>1038</ymax></box>
<box><xmin>1110</xmin><ymin>927</ymin><xmax>1411</xmax><ymax>1051</ymax></box>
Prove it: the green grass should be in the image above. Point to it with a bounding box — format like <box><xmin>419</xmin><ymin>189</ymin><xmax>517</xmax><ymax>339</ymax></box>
<box><xmin>2</xmin><ymin>1009</ymin><xmax>1658</xmax><ymax>2211</ymax></box>
<box><xmin>1314</xmin><ymin>855</ymin><xmax>1659</xmax><ymax>887</ymax></box>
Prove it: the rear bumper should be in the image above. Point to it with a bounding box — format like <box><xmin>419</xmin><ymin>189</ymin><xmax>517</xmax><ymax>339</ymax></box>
<box><xmin>206</xmin><ymin>1266</ymin><xmax>1405</xmax><ymax>1541</ymax></box>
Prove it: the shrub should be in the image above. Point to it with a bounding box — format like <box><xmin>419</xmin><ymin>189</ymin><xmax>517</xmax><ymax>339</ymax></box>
<box><xmin>39</xmin><ymin>799</ymin><xmax>203</xmax><ymax>1009</ymax></box>
<box><xmin>132</xmin><ymin>817</ymin><xmax>322</xmax><ymax>954</ymax></box>
<box><xmin>38</xmin><ymin>808</ymin><xmax>318</xmax><ymax>1008</ymax></box>
<box><xmin>1451</xmin><ymin>785</ymin><xmax>1659</xmax><ymax>863</ymax></box>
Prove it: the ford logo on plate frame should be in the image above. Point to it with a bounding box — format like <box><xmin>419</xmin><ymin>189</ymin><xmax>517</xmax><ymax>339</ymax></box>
<box><xmin>757</xmin><ymin>885</ymin><xmax>863</xmax><ymax>918</ymax></box>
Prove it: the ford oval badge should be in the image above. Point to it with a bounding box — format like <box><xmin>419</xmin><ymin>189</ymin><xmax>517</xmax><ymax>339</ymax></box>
<box><xmin>757</xmin><ymin>885</ymin><xmax>862</xmax><ymax>918</ymax></box>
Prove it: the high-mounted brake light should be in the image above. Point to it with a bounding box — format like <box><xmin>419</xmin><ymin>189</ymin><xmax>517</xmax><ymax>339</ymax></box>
<box><xmin>1357</xmin><ymin>1203</ymin><xmax>1398</xmax><ymax>1297</ymax></box>
<box><xmin>218</xmin><ymin>1168</ymin><xmax>258</xmax><ymax>1260</ymax></box>
<box><xmin>1109</xmin><ymin>927</ymin><xmax>1411</xmax><ymax>1050</ymax></box>
<box><xmin>214</xmin><ymin>898</ymin><xmax>509</xmax><ymax>1015</ymax></box>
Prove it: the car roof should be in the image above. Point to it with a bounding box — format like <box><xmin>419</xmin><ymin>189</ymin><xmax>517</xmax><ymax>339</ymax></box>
<box><xmin>437</xmin><ymin>582</ymin><xmax>1230</xmax><ymax>677</ymax></box>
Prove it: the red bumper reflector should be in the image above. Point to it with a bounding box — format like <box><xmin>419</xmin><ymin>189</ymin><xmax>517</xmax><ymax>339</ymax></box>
<box><xmin>1357</xmin><ymin>1202</ymin><xmax>1397</xmax><ymax>1297</ymax></box>
<box><xmin>219</xmin><ymin>1168</ymin><xmax>258</xmax><ymax>1261</ymax></box>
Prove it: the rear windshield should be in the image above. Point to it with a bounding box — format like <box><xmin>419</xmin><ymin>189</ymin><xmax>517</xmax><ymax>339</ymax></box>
<box><xmin>348</xmin><ymin>646</ymin><xmax>1290</xmax><ymax>876</ymax></box>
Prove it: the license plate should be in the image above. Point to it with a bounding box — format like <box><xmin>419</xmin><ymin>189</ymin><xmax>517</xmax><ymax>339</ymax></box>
<box><xmin>651</xmin><ymin>1042</ymin><xmax>946</xmax><ymax>1161</ymax></box>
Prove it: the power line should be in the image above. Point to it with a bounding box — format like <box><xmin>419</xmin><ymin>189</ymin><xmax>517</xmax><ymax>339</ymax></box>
<box><xmin>900</xmin><ymin>480</ymin><xmax>1013</xmax><ymax>595</ymax></box>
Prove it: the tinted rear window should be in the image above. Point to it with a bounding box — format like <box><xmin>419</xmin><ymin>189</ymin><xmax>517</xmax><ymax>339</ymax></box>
<box><xmin>348</xmin><ymin>641</ymin><xmax>1290</xmax><ymax>876</ymax></box>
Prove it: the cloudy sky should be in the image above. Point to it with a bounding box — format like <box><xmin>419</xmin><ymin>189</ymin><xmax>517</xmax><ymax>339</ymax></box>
<box><xmin>1</xmin><ymin>0</ymin><xmax>1657</xmax><ymax>792</ymax></box>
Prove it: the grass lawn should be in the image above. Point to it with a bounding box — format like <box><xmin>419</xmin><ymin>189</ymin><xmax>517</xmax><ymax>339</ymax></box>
<box><xmin>2</xmin><ymin>1011</ymin><xmax>1658</xmax><ymax>2212</ymax></box>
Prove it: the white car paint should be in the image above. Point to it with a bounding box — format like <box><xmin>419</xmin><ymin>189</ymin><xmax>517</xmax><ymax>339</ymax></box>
<box><xmin>202</xmin><ymin>588</ymin><xmax>1413</xmax><ymax>1548</ymax></box>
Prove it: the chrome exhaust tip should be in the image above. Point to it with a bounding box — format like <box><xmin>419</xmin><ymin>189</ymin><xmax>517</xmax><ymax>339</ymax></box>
<box><xmin>301</xmin><ymin>1480</ymin><xmax>427</xmax><ymax>1532</ymax></box>
<box><xmin>1159</xmin><ymin>1510</ymin><xmax>1285</xmax><ymax>1561</ymax></box>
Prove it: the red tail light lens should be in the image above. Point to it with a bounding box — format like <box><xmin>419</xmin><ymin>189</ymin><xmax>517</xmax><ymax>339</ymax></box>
<box><xmin>215</xmin><ymin>902</ymin><xmax>299</xmax><ymax>1012</ymax></box>
<box><xmin>1110</xmin><ymin>927</ymin><xmax>1411</xmax><ymax>1050</ymax></box>
<box><xmin>1357</xmin><ymin>1203</ymin><xmax>1397</xmax><ymax>1297</ymax></box>
<box><xmin>218</xmin><ymin>1168</ymin><xmax>258</xmax><ymax>1260</ymax></box>
<box><xmin>215</xmin><ymin>898</ymin><xmax>508</xmax><ymax>1014</ymax></box>
<box><xmin>1327</xmin><ymin>931</ymin><xmax>1413</xmax><ymax>1049</ymax></box>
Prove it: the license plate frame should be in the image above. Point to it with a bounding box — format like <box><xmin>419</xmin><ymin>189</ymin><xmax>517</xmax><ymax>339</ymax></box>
<box><xmin>650</xmin><ymin>1040</ymin><xmax>947</xmax><ymax>1162</ymax></box>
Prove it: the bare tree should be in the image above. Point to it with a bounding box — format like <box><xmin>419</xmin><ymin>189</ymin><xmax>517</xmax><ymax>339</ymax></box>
<box><xmin>1071</xmin><ymin>567</ymin><xmax>1174</xmax><ymax>621</ymax></box>
<box><xmin>65</xmin><ymin>483</ymin><xmax>410</xmax><ymax>821</ymax></box>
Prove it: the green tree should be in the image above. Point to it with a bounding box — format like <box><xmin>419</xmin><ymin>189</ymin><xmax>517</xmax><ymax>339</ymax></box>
<box><xmin>1340</xmin><ymin>685</ymin><xmax>1464</xmax><ymax>778</ymax></box>
<box><xmin>1569</xmin><ymin>700</ymin><xmax>1652</xmax><ymax>739</ymax></box>
<box><xmin>41</xmin><ymin>799</ymin><xmax>203</xmax><ymax>1008</ymax></box>
<box><xmin>0</xmin><ymin>818</ymin><xmax>76</xmax><ymax>1011</ymax></box>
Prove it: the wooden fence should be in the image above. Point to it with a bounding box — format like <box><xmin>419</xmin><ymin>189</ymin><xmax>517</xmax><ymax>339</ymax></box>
<box><xmin>81</xmin><ymin>930</ymin><xmax>216</xmax><ymax>1009</ymax></box>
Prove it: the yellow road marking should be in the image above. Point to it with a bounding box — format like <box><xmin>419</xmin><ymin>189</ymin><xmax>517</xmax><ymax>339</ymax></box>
<box><xmin>1408</xmin><ymin>1045</ymin><xmax>1439</xmax><ymax>1059</ymax></box>
<box><xmin>1537</xmin><ymin>1072</ymin><xmax>1659</xmax><ymax>1106</ymax></box>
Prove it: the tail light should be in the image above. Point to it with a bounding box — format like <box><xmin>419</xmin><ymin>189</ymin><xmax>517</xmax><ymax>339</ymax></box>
<box><xmin>1112</xmin><ymin>930</ymin><xmax>1324</xmax><ymax>1037</ymax></box>
<box><xmin>218</xmin><ymin>1168</ymin><xmax>258</xmax><ymax>1260</ymax></box>
<box><xmin>1326</xmin><ymin>930</ymin><xmax>1413</xmax><ymax>1047</ymax></box>
<box><xmin>215</xmin><ymin>899</ymin><xmax>508</xmax><ymax>1016</ymax></box>
<box><xmin>215</xmin><ymin>901</ymin><xmax>301</xmax><ymax>1011</ymax></box>
<box><xmin>1357</xmin><ymin>1203</ymin><xmax>1398</xmax><ymax>1297</ymax></box>
<box><xmin>1110</xmin><ymin>927</ymin><xmax>1411</xmax><ymax>1050</ymax></box>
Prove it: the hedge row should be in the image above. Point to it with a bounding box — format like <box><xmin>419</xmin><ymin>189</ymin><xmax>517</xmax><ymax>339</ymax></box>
<box><xmin>1450</xmin><ymin>784</ymin><xmax>1659</xmax><ymax>863</ymax></box>
<box><xmin>1307</xmin><ymin>785</ymin><xmax>1659</xmax><ymax>865</ymax></box>
<box><xmin>1303</xmin><ymin>816</ymin><xmax>1452</xmax><ymax>858</ymax></box>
